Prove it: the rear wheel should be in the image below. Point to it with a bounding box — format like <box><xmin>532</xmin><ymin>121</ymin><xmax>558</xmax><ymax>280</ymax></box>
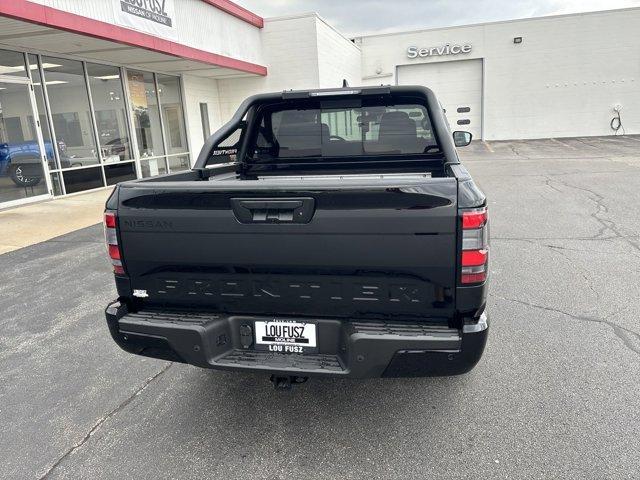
<box><xmin>9</xmin><ymin>163</ymin><xmax>42</xmax><ymax>187</ymax></box>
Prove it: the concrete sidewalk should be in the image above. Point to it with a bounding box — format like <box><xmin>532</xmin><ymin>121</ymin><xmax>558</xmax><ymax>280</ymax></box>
<box><xmin>0</xmin><ymin>188</ymin><xmax>112</xmax><ymax>255</ymax></box>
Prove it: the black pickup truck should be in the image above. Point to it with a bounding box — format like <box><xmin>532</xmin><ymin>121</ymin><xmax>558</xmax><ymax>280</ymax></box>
<box><xmin>104</xmin><ymin>85</ymin><xmax>489</xmax><ymax>388</ymax></box>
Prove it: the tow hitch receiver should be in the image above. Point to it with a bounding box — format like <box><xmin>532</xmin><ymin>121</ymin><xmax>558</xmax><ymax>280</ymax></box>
<box><xmin>270</xmin><ymin>375</ymin><xmax>309</xmax><ymax>390</ymax></box>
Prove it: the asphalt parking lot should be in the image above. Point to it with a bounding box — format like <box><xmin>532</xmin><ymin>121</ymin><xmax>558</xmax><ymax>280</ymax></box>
<box><xmin>2</xmin><ymin>136</ymin><xmax>639</xmax><ymax>479</ymax></box>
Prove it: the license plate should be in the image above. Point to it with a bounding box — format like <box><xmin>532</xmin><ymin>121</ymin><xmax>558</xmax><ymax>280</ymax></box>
<box><xmin>254</xmin><ymin>320</ymin><xmax>317</xmax><ymax>353</ymax></box>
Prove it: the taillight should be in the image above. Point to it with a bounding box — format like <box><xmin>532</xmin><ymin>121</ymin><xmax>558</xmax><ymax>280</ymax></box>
<box><xmin>460</xmin><ymin>206</ymin><xmax>488</xmax><ymax>284</ymax></box>
<box><xmin>104</xmin><ymin>211</ymin><xmax>125</xmax><ymax>275</ymax></box>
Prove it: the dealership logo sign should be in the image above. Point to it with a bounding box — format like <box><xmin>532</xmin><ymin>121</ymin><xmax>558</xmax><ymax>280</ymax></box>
<box><xmin>120</xmin><ymin>0</ymin><xmax>172</xmax><ymax>26</ymax></box>
<box><xmin>407</xmin><ymin>44</ymin><xmax>472</xmax><ymax>59</ymax></box>
<box><xmin>113</xmin><ymin>0</ymin><xmax>177</xmax><ymax>39</ymax></box>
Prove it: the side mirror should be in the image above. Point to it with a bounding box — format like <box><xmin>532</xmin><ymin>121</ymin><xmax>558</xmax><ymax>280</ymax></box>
<box><xmin>453</xmin><ymin>131</ymin><xmax>472</xmax><ymax>147</ymax></box>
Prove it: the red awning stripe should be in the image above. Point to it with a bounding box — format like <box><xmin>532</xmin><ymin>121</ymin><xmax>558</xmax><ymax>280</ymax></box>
<box><xmin>0</xmin><ymin>0</ymin><xmax>267</xmax><ymax>76</ymax></box>
<box><xmin>200</xmin><ymin>0</ymin><xmax>264</xmax><ymax>28</ymax></box>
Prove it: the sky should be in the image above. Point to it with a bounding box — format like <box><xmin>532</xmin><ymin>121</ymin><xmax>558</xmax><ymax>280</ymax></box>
<box><xmin>234</xmin><ymin>0</ymin><xmax>640</xmax><ymax>36</ymax></box>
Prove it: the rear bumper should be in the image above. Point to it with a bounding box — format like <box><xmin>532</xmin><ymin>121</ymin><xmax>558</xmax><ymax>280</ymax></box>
<box><xmin>105</xmin><ymin>302</ymin><xmax>488</xmax><ymax>378</ymax></box>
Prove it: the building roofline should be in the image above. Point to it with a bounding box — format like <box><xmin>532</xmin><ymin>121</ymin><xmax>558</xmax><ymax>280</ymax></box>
<box><xmin>264</xmin><ymin>12</ymin><xmax>318</xmax><ymax>22</ymax></box>
<box><xmin>265</xmin><ymin>12</ymin><xmax>360</xmax><ymax>52</ymax></box>
<box><xmin>200</xmin><ymin>0</ymin><xmax>264</xmax><ymax>28</ymax></box>
<box><xmin>314</xmin><ymin>13</ymin><xmax>361</xmax><ymax>52</ymax></box>
<box><xmin>352</xmin><ymin>6</ymin><xmax>640</xmax><ymax>39</ymax></box>
<box><xmin>0</xmin><ymin>0</ymin><xmax>267</xmax><ymax>76</ymax></box>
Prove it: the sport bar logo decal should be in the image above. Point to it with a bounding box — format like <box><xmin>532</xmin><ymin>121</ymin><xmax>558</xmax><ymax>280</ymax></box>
<box><xmin>113</xmin><ymin>0</ymin><xmax>177</xmax><ymax>39</ymax></box>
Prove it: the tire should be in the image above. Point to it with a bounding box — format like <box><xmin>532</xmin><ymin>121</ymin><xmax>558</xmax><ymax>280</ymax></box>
<box><xmin>9</xmin><ymin>164</ymin><xmax>42</xmax><ymax>187</ymax></box>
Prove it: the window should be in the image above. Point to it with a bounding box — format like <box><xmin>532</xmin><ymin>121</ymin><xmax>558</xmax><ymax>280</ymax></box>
<box><xmin>156</xmin><ymin>74</ymin><xmax>187</xmax><ymax>154</ymax></box>
<box><xmin>126</xmin><ymin>70</ymin><xmax>164</xmax><ymax>159</ymax></box>
<box><xmin>200</xmin><ymin>103</ymin><xmax>211</xmax><ymax>142</ymax></box>
<box><xmin>62</xmin><ymin>166</ymin><xmax>103</xmax><ymax>194</ymax></box>
<box><xmin>52</xmin><ymin>112</ymin><xmax>83</xmax><ymax>147</ymax></box>
<box><xmin>252</xmin><ymin>101</ymin><xmax>439</xmax><ymax>162</ymax></box>
<box><xmin>104</xmin><ymin>162</ymin><xmax>136</xmax><ymax>185</ymax></box>
<box><xmin>165</xmin><ymin>108</ymin><xmax>183</xmax><ymax>148</ymax></box>
<box><xmin>86</xmin><ymin>63</ymin><xmax>132</xmax><ymax>163</ymax></box>
<box><xmin>0</xmin><ymin>80</ymin><xmax>48</xmax><ymax>203</ymax></box>
<box><xmin>140</xmin><ymin>157</ymin><xmax>167</xmax><ymax>177</ymax></box>
<box><xmin>41</xmin><ymin>57</ymin><xmax>99</xmax><ymax>169</ymax></box>
<box><xmin>167</xmin><ymin>154</ymin><xmax>190</xmax><ymax>172</ymax></box>
<box><xmin>28</xmin><ymin>54</ymin><xmax>57</xmax><ymax>170</ymax></box>
<box><xmin>0</xmin><ymin>49</ymin><xmax>27</xmax><ymax>77</ymax></box>
<box><xmin>156</xmin><ymin>74</ymin><xmax>189</xmax><ymax>172</ymax></box>
<box><xmin>126</xmin><ymin>71</ymin><xmax>190</xmax><ymax>175</ymax></box>
<box><xmin>0</xmin><ymin>46</ymin><xmax>194</xmax><ymax>203</ymax></box>
<box><xmin>4</xmin><ymin>118</ymin><xmax>24</xmax><ymax>142</ymax></box>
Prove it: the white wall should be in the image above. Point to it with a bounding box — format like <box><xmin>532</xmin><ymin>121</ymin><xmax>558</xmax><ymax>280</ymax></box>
<box><xmin>482</xmin><ymin>10</ymin><xmax>640</xmax><ymax>140</ymax></box>
<box><xmin>181</xmin><ymin>75</ymin><xmax>221</xmax><ymax>163</ymax></box>
<box><xmin>315</xmin><ymin>17</ymin><xmax>362</xmax><ymax>89</ymax></box>
<box><xmin>216</xmin><ymin>14</ymin><xmax>362</xmax><ymax>124</ymax></box>
<box><xmin>355</xmin><ymin>8</ymin><xmax>640</xmax><ymax>140</ymax></box>
<box><xmin>216</xmin><ymin>15</ymin><xmax>321</xmax><ymax>122</ymax></box>
<box><xmin>397</xmin><ymin>59</ymin><xmax>484</xmax><ymax>138</ymax></box>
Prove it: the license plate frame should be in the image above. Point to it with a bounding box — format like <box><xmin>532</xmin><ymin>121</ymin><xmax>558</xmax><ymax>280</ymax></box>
<box><xmin>254</xmin><ymin>320</ymin><xmax>318</xmax><ymax>354</ymax></box>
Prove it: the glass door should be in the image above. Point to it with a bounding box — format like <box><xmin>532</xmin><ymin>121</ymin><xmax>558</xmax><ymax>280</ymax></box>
<box><xmin>0</xmin><ymin>76</ymin><xmax>51</xmax><ymax>208</ymax></box>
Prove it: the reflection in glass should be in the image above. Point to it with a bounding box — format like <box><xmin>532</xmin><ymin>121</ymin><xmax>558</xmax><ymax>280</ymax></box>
<box><xmin>0</xmin><ymin>49</ymin><xmax>27</xmax><ymax>77</ymax></box>
<box><xmin>86</xmin><ymin>63</ymin><xmax>132</xmax><ymax>163</ymax></box>
<box><xmin>105</xmin><ymin>162</ymin><xmax>136</xmax><ymax>185</ymax></box>
<box><xmin>167</xmin><ymin>154</ymin><xmax>190</xmax><ymax>172</ymax></box>
<box><xmin>126</xmin><ymin>70</ymin><xmax>164</xmax><ymax>158</ymax></box>
<box><xmin>140</xmin><ymin>157</ymin><xmax>167</xmax><ymax>178</ymax></box>
<box><xmin>0</xmin><ymin>81</ymin><xmax>48</xmax><ymax>204</ymax></box>
<box><xmin>50</xmin><ymin>172</ymin><xmax>63</xmax><ymax>196</ymax></box>
<box><xmin>41</xmin><ymin>57</ymin><xmax>100</xmax><ymax>170</ymax></box>
<box><xmin>28</xmin><ymin>54</ymin><xmax>61</xmax><ymax>170</ymax></box>
<box><xmin>156</xmin><ymin>74</ymin><xmax>188</xmax><ymax>156</ymax></box>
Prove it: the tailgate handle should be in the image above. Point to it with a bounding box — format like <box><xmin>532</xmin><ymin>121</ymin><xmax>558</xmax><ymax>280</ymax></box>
<box><xmin>231</xmin><ymin>198</ymin><xmax>315</xmax><ymax>224</ymax></box>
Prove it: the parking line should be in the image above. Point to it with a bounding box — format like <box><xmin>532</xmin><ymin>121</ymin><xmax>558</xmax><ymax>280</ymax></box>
<box><xmin>483</xmin><ymin>141</ymin><xmax>495</xmax><ymax>153</ymax></box>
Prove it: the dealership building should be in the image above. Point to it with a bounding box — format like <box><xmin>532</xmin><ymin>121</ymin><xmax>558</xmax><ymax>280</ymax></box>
<box><xmin>0</xmin><ymin>1</ymin><xmax>638</xmax><ymax>209</ymax></box>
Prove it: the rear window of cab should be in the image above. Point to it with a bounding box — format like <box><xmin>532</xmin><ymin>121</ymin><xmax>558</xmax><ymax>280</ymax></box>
<box><xmin>249</xmin><ymin>99</ymin><xmax>441</xmax><ymax>161</ymax></box>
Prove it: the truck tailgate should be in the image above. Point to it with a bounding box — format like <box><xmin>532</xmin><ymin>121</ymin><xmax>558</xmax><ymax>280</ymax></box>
<box><xmin>116</xmin><ymin>176</ymin><xmax>458</xmax><ymax>320</ymax></box>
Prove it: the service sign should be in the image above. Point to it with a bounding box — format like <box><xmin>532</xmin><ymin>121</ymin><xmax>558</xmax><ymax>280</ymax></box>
<box><xmin>113</xmin><ymin>0</ymin><xmax>177</xmax><ymax>40</ymax></box>
<box><xmin>407</xmin><ymin>43</ymin><xmax>472</xmax><ymax>59</ymax></box>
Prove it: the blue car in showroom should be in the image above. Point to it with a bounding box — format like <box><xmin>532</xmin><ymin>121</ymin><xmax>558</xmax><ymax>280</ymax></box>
<box><xmin>0</xmin><ymin>140</ymin><xmax>68</xmax><ymax>187</ymax></box>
